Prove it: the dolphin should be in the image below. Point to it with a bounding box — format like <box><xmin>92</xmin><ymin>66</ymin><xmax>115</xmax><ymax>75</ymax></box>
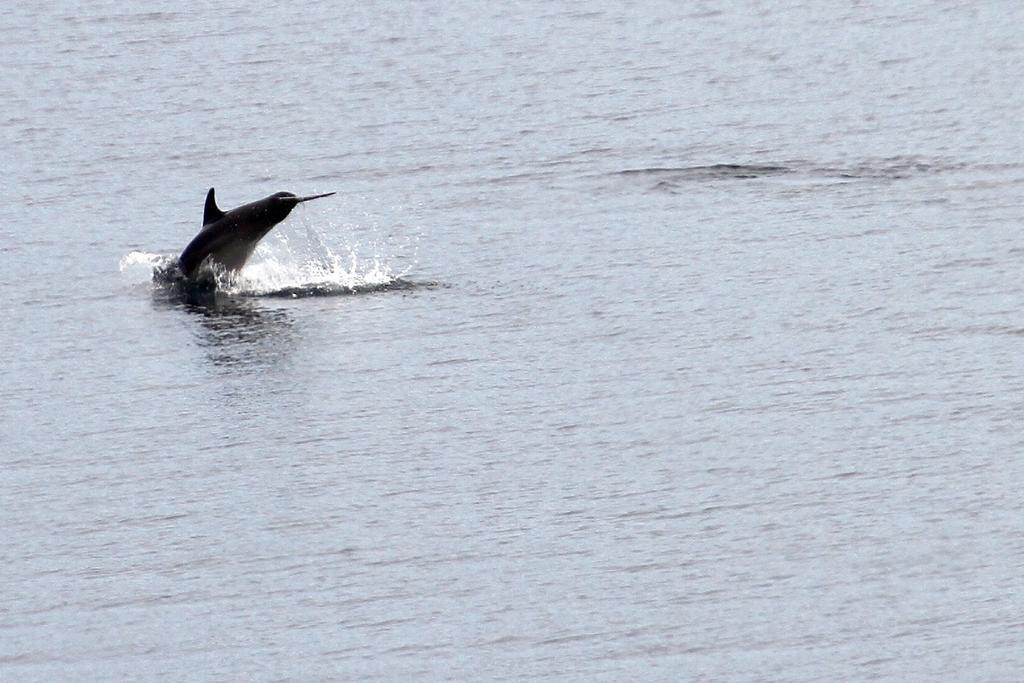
<box><xmin>176</xmin><ymin>188</ymin><xmax>335</xmax><ymax>280</ymax></box>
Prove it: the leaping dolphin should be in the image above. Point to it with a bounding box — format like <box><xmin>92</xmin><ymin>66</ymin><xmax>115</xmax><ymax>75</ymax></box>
<box><xmin>177</xmin><ymin>188</ymin><xmax>335</xmax><ymax>280</ymax></box>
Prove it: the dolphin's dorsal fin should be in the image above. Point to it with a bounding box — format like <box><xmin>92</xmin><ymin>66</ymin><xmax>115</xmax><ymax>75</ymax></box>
<box><xmin>203</xmin><ymin>187</ymin><xmax>225</xmax><ymax>226</ymax></box>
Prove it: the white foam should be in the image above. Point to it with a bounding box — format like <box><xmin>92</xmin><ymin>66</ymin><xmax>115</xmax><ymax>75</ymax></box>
<box><xmin>227</xmin><ymin>248</ymin><xmax>402</xmax><ymax>295</ymax></box>
<box><xmin>119</xmin><ymin>250</ymin><xmax>174</xmax><ymax>279</ymax></box>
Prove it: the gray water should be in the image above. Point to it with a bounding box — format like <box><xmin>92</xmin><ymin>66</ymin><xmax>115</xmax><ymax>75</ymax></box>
<box><xmin>3</xmin><ymin>2</ymin><xmax>1023</xmax><ymax>680</ymax></box>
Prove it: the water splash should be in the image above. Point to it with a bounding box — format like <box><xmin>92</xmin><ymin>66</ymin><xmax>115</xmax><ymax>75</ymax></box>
<box><xmin>120</xmin><ymin>250</ymin><xmax>168</xmax><ymax>270</ymax></box>
<box><xmin>119</xmin><ymin>250</ymin><xmax>175</xmax><ymax>278</ymax></box>
<box><xmin>120</xmin><ymin>208</ymin><xmax>423</xmax><ymax>297</ymax></box>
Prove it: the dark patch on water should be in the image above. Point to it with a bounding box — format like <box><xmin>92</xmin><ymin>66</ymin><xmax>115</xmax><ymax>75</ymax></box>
<box><xmin>261</xmin><ymin>278</ymin><xmax>425</xmax><ymax>298</ymax></box>
<box><xmin>611</xmin><ymin>157</ymin><xmax>981</xmax><ymax>192</ymax></box>
<box><xmin>150</xmin><ymin>290</ymin><xmax>297</xmax><ymax>371</ymax></box>
<box><xmin>617</xmin><ymin>163</ymin><xmax>794</xmax><ymax>180</ymax></box>
<box><xmin>153</xmin><ymin>276</ymin><xmax>428</xmax><ymax>307</ymax></box>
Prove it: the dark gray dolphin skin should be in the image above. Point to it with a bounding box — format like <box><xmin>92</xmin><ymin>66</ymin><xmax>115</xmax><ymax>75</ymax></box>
<box><xmin>177</xmin><ymin>188</ymin><xmax>335</xmax><ymax>280</ymax></box>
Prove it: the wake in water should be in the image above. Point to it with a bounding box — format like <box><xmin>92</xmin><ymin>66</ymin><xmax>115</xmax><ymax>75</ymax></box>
<box><xmin>120</xmin><ymin>209</ymin><xmax>425</xmax><ymax>299</ymax></box>
<box><xmin>611</xmin><ymin>156</ymin><xmax>981</xmax><ymax>193</ymax></box>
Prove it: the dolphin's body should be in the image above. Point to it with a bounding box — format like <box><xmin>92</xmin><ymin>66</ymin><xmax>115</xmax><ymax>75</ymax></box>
<box><xmin>176</xmin><ymin>188</ymin><xmax>335</xmax><ymax>280</ymax></box>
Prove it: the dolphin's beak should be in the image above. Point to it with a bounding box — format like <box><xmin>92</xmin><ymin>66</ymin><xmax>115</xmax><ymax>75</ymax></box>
<box><xmin>296</xmin><ymin>192</ymin><xmax>336</xmax><ymax>203</ymax></box>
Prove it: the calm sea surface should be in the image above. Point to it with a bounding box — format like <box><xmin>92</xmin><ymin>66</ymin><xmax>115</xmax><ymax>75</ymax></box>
<box><xmin>3</xmin><ymin>2</ymin><xmax>1024</xmax><ymax>680</ymax></box>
